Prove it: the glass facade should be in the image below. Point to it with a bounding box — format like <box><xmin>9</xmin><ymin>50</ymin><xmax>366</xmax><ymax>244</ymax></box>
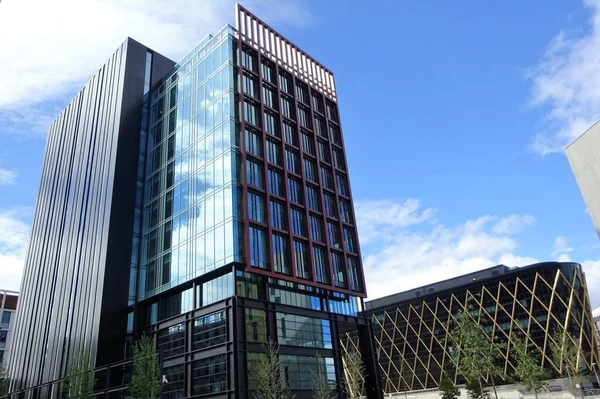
<box><xmin>247</xmin><ymin>353</ymin><xmax>336</xmax><ymax>390</ymax></box>
<box><xmin>276</xmin><ymin>313</ymin><xmax>332</xmax><ymax>349</ymax></box>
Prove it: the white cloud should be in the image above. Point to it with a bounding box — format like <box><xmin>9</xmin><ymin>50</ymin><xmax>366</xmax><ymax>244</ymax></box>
<box><xmin>552</xmin><ymin>235</ymin><xmax>573</xmax><ymax>257</ymax></box>
<box><xmin>0</xmin><ymin>0</ymin><xmax>313</xmax><ymax>136</ymax></box>
<box><xmin>0</xmin><ymin>166</ymin><xmax>16</xmax><ymax>185</ymax></box>
<box><xmin>0</xmin><ymin>208</ymin><xmax>31</xmax><ymax>291</ymax></box>
<box><xmin>528</xmin><ymin>0</ymin><xmax>600</xmax><ymax>155</ymax></box>
<box><xmin>357</xmin><ymin>199</ymin><xmax>537</xmax><ymax>300</ymax></box>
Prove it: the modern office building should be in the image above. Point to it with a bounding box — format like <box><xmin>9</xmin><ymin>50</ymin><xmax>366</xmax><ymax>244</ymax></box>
<box><xmin>0</xmin><ymin>290</ymin><xmax>18</xmax><ymax>365</ymax></box>
<box><xmin>359</xmin><ymin>262</ymin><xmax>600</xmax><ymax>394</ymax></box>
<box><xmin>566</xmin><ymin>121</ymin><xmax>600</xmax><ymax>239</ymax></box>
<box><xmin>8</xmin><ymin>5</ymin><xmax>379</xmax><ymax>399</ymax></box>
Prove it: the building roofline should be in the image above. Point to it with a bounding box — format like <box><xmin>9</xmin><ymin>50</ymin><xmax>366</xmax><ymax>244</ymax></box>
<box><xmin>565</xmin><ymin>119</ymin><xmax>600</xmax><ymax>150</ymax></box>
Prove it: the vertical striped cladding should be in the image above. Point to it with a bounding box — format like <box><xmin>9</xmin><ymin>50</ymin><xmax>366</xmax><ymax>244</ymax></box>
<box><xmin>7</xmin><ymin>38</ymin><xmax>174</xmax><ymax>392</ymax></box>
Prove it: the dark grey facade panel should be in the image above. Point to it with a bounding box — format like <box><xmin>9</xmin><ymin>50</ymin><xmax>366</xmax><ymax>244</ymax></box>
<box><xmin>8</xmin><ymin>39</ymin><xmax>174</xmax><ymax>393</ymax></box>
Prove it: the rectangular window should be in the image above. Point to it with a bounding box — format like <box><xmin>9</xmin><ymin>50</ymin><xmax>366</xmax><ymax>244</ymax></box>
<box><xmin>313</xmin><ymin>246</ymin><xmax>330</xmax><ymax>284</ymax></box>
<box><xmin>314</xmin><ymin>116</ymin><xmax>326</xmax><ymax>137</ymax></box>
<box><xmin>309</xmin><ymin>215</ymin><xmax>324</xmax><ymax>242</ymax></box>
<box><xmin>270</xmin><ymin>200</ymin><xmax>286</xmax><ymax>230</ymax></box>
<box><xmin>245</xmin><ymin>128</ymin><xmax>262</xmax><ymax>157</ymax></box>
<box><xmin>268</xmin><ymin>168</ymin><xmax>285</xmax><ymax>197</ymax></box>
<box><xmin>243</xmin><ymin>73</ymin><xmax>258</xmax><ymax>98</ymax></box>
<box><xmin>162</xmin><ymin>364</ymin><xmax>185</xmax><ymax>398</ymax></box>
<box><xmin>157</xmin><ymin>323</ymin><xmax>185</xmax><ymax>359</ymax></box>
<box><xmin>248</xmin><ymin>192</ymin><xmax>265</xmax><ymax>223</ymax></box>
<box><xmin>344</xmin><ymin>227</ymin><xmax>357</xmax><ymax>253</ymax></box>
<box><xmin>244</xmin><ymin>100</ymin><xmax>260</xmax><ymax>127</ymax></box>
<box><xmin>272</xmin><ymin>233</ymin><xmax>291</xmax><ymax>275</ymax></box>
<box><xmin>317</xmin><ymin>140</ymin><xmax>330</xmax><ymax>163</ymax></box>
<box><xmin>306</xmin><ymin>185</ymin><xmax>321</xmax><ymax>212</ymax></box>
<box><xmin>262</xmin><ymin>84</ymin><xmax>276</xmax><ymax>109</ymax></box>
<box><xmin>266</xmin><ymin>139</ymin><xmax>281</xmax><ymax>165</ymax></box>
<box><xmin>293</xmin><ymin>240</ymin><xmax>312</xmax><ymax>280</ymax></box>
<box><xmin>246</xmin><ymin>159</ymin><xmax>263</xmax><ymax>188</ymax></box>
<box><xmin>245</xmin><ymin>308</ymin><xmax>267</xmax><ymax>343</ymax></box>
<box><xmin>192</xmin><ymin>354</ymin><xmax>227</xmax><ymax>396</ymax></box>
<box><xmin>339</xmin><ymin>199</ymin><xmax>352</xmax><ymax>224</ymax></box>
<box><xmin>193</xmin><ymin>310</ymin><xmax>226</xmax><ymax>350</ymax></box>
<box><xmin>279</xmin><ymin>355</ymin><xmax>336</xmax><ymax>390</ymax></box>
<box><xmin>242</xmin><ymin>46</ymin><xmax>257</xmax><ymax>71</ymax></box>
<box><xmin>279</xmin><ymin>71</ymin><xmax>292</xmax><ymax>94</ymax></box>
<box><xmin>0</xmin><ymin>311</ymin><xmax>11</xmax><ymax>329</ymax></box>
<box><xmin>288</xmin><ymin>177</ymin><xmax>303</xmax><ymax>205</ymax></box>
<box><xmin>290</xmin><ymin>208</ymin><xmax>306</xmax><ymax>236</ymax></box>
<box><xmin>301</xmin><ymin>130</ymin><xmax>315</xmax><ymax>155</ymax></box>
<box><xmin>324</xmin><ymin>194</ymin><xmax>337</xmax><ymax>218</ymax></box>
<box><xmin>327</xmin><ymin>222</ymin><xmax>342</xmax><ymax>249</ymax></box>
<box><xmin>333</xmin><ymin>148</ymin><xmax>345</xmax><ymax>170</ymax></box>
<box><xmin>298</xmin><ymin>106</ymin><xmax>312</xmax><ymax>129</ymax></box>
<box><xmin>264</xmin><ymin>111</ymin><xmax>279</xmax><ymax>136</ymax></box>
<box><xmin>249</xmin><ymin>227</ymin><xmax>268</xmax><ymax>268</ymax></box>
<box><xmin>304</xmin><ymin>158</ymin><xmax>317</xmax><ymax>182</ymax></box>
<box><xmin>295</xmin><ymin>82</ymin><xmax>309</xmax><ymax>104</ymax></box>
<box><xmin>277</xmin><ymin>313</ymin><xmax>332</xmax><ymax>349</ymax></box>
<box><xmin>326</xmin><ymin>100</ymin><xmax>339</xmax><ymax>122</ymax></box>
<box><xmin>262</xmin><ymin>61</ymin><xmax>275</xmax><ymax>83</ymax></box>
<box><xmin>347</xmin><ymin>256</ymin><xmax>362</xmax><ymax>292</ymax></box>
<box><xmin>329</xmin><ymin>123</ymin><xmax>341</xmax><ymax>145</ymax></box>
<box><xmin>281</xmin><ymin>95</ymin><xmax>295</xmax><ymax>119</ymax></box>
<box><xmin>331</xmin><ymin>251</ymin><xmax>346</xmax><ymax>288</ymax></box>
<box><xmin>283</xmin><ymin>121</ymin><xmax>298</xmax><ymax>146</ymax></box>
<box><xmin>336</xmin><ymin>172</ymin><xmax>349</xmax><ymax>196</ymax></box>
<box><xmin>201</xmin><ymin>273</ymin><xmax>234</xmax><ymax>306</ymax></box>
<box><xmin>285</xmin><ymin>148</ymin><xmax>299</xmax><ymax>174</ymax></box>
<box><xmin>320</xmin><ymin>166</ymin><xmax>334</xmax><ymax>190</ymax></box>
<box><xmin>311</xmin><ymin>91</ymin><xmax>324</xmax><ymax>114</ymax></box>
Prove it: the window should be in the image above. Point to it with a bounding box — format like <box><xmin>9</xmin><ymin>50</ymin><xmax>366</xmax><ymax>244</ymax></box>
<box><xmin>309</xmin><ymin>215</ymin><xmax>324</xmax><ymax>242</ymax></box>
<box><xmin>304</xmin><ymin>158</ymin><xmax>317</xmax><ymax>182</ymax></box>
<box><xmin>279</xmin><ymin>71</ymin><xmax>292</xmax><ymax>94</ymax></box>
<box><xmin>160</xmin><ymin>289</ymin><xmax>193</xmax><ymax>321</ymax></box>
<box><xmin>266</xmin><ymin>139</ymin><xmax>281</xmax><ymax>165</ymax></box>
<box><xmin>163</xmin><ymin>221</ymin><xmax>172</xmax><ymax>251</ymax></box>
<box><xmin>162</xmin><ymin>364</ymin><xmax>185</xmax><ymax>398</ymax></box>
<box><xmin>317</xmin><ymin>140</ymin><xmax>330</xmax><ymax>163</ymax></box>
<box><xmin>246</xmin><ymin>159</ymin><xmax>263</xmax><ymax>188</ymax></box>
<box><xmin>311</xmin><ymin>91</ymin><xmax>324</xmax><ymax>114</ymax></box>
<box><xmin>278</xmin><ymin>355</ymin><xmax>336</xmax><ymax>390</ymax></box>
<box><xmin>288</xmin><ymin>177</ymin><xmax>303</xmax><ymax>205</ymax></box>
<box><xmin>193</xmin><ymin>310</ymin><xmax>226</xmax><ymax>350</ymax></box>
<box><xmin>245</xmin><ymin>308</ymin><xmax>267</xmax><ymax>343</ymax></box>
<box><xmin>281</xmin><ymin>95</ymin><xmax>295</xmax><ymax>119</ymax></box>
<box><xmin>326</xmin><ymin>100</ymin><xmax>338</xmax><ymax>122</ymax></box>
<box><xmin>313</xmin><ymin>246</ymin><xmax>330</xmax><ymax>284</ymax></box>
<box><xmin>242</xmin><ymin>46</ymin><xmax>257</xmax><ymax>71</ymax></box>
<box><xmin>306</xmin><ymin>185</ymin><xmax>321</xmax><ymax>212</ymax></box>
<box><xmin>293</xmin><ymin>240</ymin><xmax>312</xmax><ymax>280</ymax></box>
<box><xmin>192</xmin><ymin>354</ymin><xmax>227</xmax><ymax>395</ymax></box>
<box><xmin>157</xmin><ymin>323</ymin><xmax>185</xmax><ymax>358</ymax></box>
<box><xmin>263</xmin><ymin>111</ymin><xmax>279</xmax><ymax>136</ymax></box>
<box><xmin>248</xmin><ymin>192</ymin><xmax>265</xmax><ymax>223</ymax></box>
<box><xmin>268</xmin><ymin>168</ymin><xmax>284</xmax><ymax>197</ymax></box>
<box><xmin>270</xmin><ymin>200</ymin><xmax>286</xmax><ymax>230</ymax></box>
<box><xmin>327</xmin><ymin>222</ymin><xmax>341</xmax><ymax>249</ymax></box>
<box><xmin>295</xmin><ymin>82</ymin><xmax>309</xmax><ymax>104</ymax></box>
<box><xmin>0</xmin><ymin>311</ymin><xmax>11</xmax><ymax>329</ymax></box>
<box><xmin>344</xmin><ymin>227</ymin><xmax>357</xmax><ymax>253</ymax></box>
<box><xmin>244</xmin><ymin>100</ymin><xmax>260</xmax><ymax>127</ymax></box>
<box><xmin>320</xmin><ymin>166</ymin><xmax>334</xmax><ymax>190</ymax></box>
<box><xmin>201</xmin><ymin>273</ymin><xmax>233</xmax><ymax>306</ymax></box>
<box><xmin>329</xmin><ymin>123</ymin><xmax>341</xmax><ymax>145</ymax></box>
<box><xmin>245</xmin><ymin>128</ymin><xmax>262</xmax><ymax>157</ymax></box>
<box><xmin>315</xmin><ymin>116</ymin><xmax>326</xmax><ymax>137</ymax></box>
<box><xmin>290</xmin><ymin>208</ymin><xmax>306</xmax><ymax>236</ymax></box>
<box><xmin>277</xmin><ymin>313</ymin><xmax>332</xmax><ymax>349</ymax></box>
<box><xmin>272</xmin><ymin>233</ymin><xmax>291</xmax><ymax>275</ymax></box>
<box><xmin>324</xmin><ymin>194</ymin><xmax>337</xmax><ymax>218</ymax></box>
<box><xmin>331</xmin><ymin>252</ymin><xmax>346</xmax><ymax>288</ymax></box>
<box><xmin>301</xmin><ymin>130</ymin><xmax>315</xmax><ymax>155</ymax></box>
<box><xmin>283</xmin><ymin>121</ymin><xmax>298</xmax><ymax>146</ymax></box>
<box><xmin>339</xmin><ymin>199</ymin><xmax>352</xmax><ymax>224</ymax></box>
<box><xmin>333</xmin><ymin>148</ymin><xmax>345</xmax><ymax>170</ymax></box>
<box><xmin>249</xmin><ymin>226</ymin><xmax>268</xmax><ymax>268</ymax></box>
<box><xmin>262</xmin><ymin>61</ymin><xmax>275</xmax><ymax>83</ymax></box>
<box><xmin>348</xmin><ymin>258</ymin><xmax>362</xmax><ymax>292</ymax></box>
<box><xmin>262</xmin><ymin>84</ymin><xmax>276</xmax><ymax>109</ymax></box>
<box><xmin>336</xmin><ymin>172</ymin><xmax>349</xmax><ymax>196</ymax></box>
<box><xmin>298</xmin><ymin>106</ymin><xmax>312</xmax><ymax>129</ymax></box>
<box><xmin>243</xmin><ymin>73</ymin><xmax>258</xmax><ymax>98</ymax></box>
<box><xmin>285</xmin><ymin>148</ymin><xmax>299</xmax><ymax>174</ymax></box>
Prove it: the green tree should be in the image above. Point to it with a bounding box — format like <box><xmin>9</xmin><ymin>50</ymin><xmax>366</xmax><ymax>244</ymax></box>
<box><xmin>312</xmin><ymin>353</ymin><xmax>334</xmax><ymax>399</ymax></box>
<box><xmin>254</xmin><ymin>339</ymin><xmax>293</xmax><ymax>399</ymax></box>
<box><xmin>448</xmin><ymin>307</ymin><xmax>505</xmax><ymax>399</ymax></box>
<box><xmin>0</xmin><ymin>362</ymin><xmax>9</xmax><ymax>397</ymax></box>
<box><xmin>439</xmin><ymin>376</ymin><xmax>460</xmax><ymax>399</ymax></box>
<box><xmin>549</xmin><ymin>329</ymin><xmax>587</xmax><ymax>396</ymax></box>
<box><xmin>465</xmin><ymin>379</ymin><xmax>491</xmax><ymax>399</ymax></box>
<box><xmin>342</xmin><ymin>350</ymin><xmax>366</xmax><ymax>399</ymax></box>
<box><xmin>63</xmin><ymin>350</ymin><xmax>95</xmax><ymax>399</ymax></box>
<box><xmin>128</xmin><ymin>335</ymin><xmax>161</xmax><ymax>399</ymax></box>
<box><xmin>511</xmin><ymin>336</ymin><xmax>550</xmax><ymax>399</ymax></box>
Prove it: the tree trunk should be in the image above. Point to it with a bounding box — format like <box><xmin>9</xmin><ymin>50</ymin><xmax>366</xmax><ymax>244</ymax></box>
<box><xmin>490</xmin><ymin>375</ymin><xmax>498</xmax><ymax>399</ymax></box>
<box><xmin>534</xmin><ymin>388</ymin><xmax>538</xmax><ymax>399</ymax></box>
<box><xmin>479</xmin><ymin>378</ymin><xmax>485</xmax><ymax>399</ymax></box>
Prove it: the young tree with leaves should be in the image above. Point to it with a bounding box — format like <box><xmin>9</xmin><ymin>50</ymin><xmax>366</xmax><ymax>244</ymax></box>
<box><xmin>465</xmin><ymin>379</ymin><xmax>491</xmax><ymax>399</ymax></box>
<box><xmin>312</xmin><ymin>353</ymin><xmax>334</xmax><ymax>399</ymax></box>
<box><xmin>254</xmin><ymin>339</ymin><xmax>293</xmax><ymax>399</ymax></box>
<box><xmin>448</xmin><ymin>307</ymin><xmax>505</xmax><ymax>399</ymax></box>
<box><xmin>549</xmin><ymin>328</ymin><xmax>588</xmax><ymax>394</ymax></box>
<box><xmin>439</xmin><ymin>376</ymin><xmax>460</xmax><ymax>399</ymax></box>
<box><xmin>63</xmin><ymin>350</ymin><xmax>95</xmax><ymax>399</ymax></box>
<box><xmin>343</xmin><ymin>350</ymin><xmax>366</xmax><ymax>399</ymax></box>
<box><xmin>128</xmin><ymin>335</ymin><xmax>161</xmax><ymax>399</ymax></box>
<box><xmin>511</xmin><ymin>336</ymin><xmax>550</xmax><ymax>399</ymax></box>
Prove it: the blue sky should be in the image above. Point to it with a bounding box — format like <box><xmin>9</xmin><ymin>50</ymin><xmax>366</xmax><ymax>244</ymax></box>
<box><xmin>1</xmin><ymin>0</ymin><xmax>600</xmax><ymax>306</ymax></box>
